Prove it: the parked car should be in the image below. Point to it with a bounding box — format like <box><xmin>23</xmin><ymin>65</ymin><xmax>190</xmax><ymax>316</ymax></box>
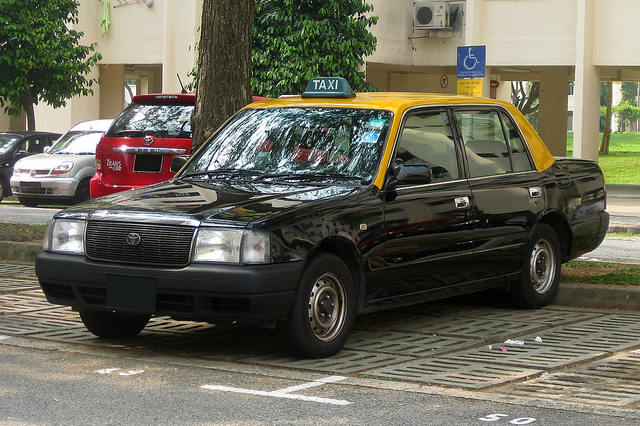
<box><xmin>35</xmin><ymin>77</ymin><xmax>609</xmax><ymax>359</ymax></box>
<box><xmin>90</xmin><ymin>93</ymin><xmax>269</xmax><ymax>199</ymax></box>
<box><xmin>0</xmin><ymin>131</ymin><xmax>61</xmax><ymax>202</ymax></box>
<box><xmin>10</xmin><ymin>120</ymin><xmax>113</xmax><ymax>207</ymax></box>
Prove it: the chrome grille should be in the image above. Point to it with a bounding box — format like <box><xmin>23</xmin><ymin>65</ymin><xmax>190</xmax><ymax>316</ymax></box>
<box><xmin>85</xmin><ymin>221</ymin><xmax>196</xmax><ymax>266</ymax></box>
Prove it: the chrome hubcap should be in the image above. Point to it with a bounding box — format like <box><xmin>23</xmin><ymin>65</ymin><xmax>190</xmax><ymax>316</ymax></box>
<box><xmin>530</xmin><ymin>238</ymin><xmax>556</xmax><ymax>294</ymax></box>
<box><xmin>308</xmin><ymin>272</ymin><xmax>346</xmax><ymax>342</ymax></box>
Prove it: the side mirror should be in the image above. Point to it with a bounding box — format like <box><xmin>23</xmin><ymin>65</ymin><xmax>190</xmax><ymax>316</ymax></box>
<box><xmin>385</xmin><ymin>159</ymin><xmax>433</xmax><ymax>190</ymax></box>
<box><xmin>170</xmin><ymin>155</ymin><xmax>190</xmax><ymax>173</ymax></box>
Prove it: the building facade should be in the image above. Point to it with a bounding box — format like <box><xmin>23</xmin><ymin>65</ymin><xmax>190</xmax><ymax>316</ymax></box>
<box><xmin>3</xmin><ymin>0</ymin><xmax>640</xmax><ymax>161</ymax></box>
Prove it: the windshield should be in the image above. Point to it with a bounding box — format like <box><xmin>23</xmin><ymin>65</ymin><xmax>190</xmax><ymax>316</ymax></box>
<box><xmin>180</xmin><ymin>107</ymin><xmax>392</xmax><ymax>185</ymax></box>
<box><xmin>49</xmin><ymin>131</ymin><xmax>104</xmax><ymax>155</ymax></box>
<box><xmin>0</xmin><ymin>135</ymin><xmax>19</xmax><ymax>155</ymax></box>
<box><xmin>106</xmin><ymin>103</ymin><xmax>194</xmax><ymax>138</ymax></box>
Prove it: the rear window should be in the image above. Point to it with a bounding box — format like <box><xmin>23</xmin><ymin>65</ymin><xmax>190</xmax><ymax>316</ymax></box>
<box><xmin>106</xmin><ymin>103</ymin><xmax>194</xmax><ymax>139</ymax></box>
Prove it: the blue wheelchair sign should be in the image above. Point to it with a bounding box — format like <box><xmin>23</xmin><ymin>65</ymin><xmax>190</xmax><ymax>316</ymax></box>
<box><xmin>457</xmin><ymin>45</ymin><xmax>486</xmax><ymax>78</ymax></box>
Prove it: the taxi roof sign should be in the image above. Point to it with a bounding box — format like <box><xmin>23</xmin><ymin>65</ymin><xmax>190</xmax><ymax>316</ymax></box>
<box><xmin>302</xmin><ymin>77</ymin><xmax>356</xmax><ymax>99</ymax></box>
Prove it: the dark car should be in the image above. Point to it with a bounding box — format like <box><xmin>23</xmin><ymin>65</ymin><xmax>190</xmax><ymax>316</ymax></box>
<box><xmin>35</xmin><ymin>77</ymin><xmax>609</xmax><ymax>359</ymax></box>
<box><xmin>0</xmin><ymin>131</ymin><xmax>61</xmax><ymax>202</ymax></box>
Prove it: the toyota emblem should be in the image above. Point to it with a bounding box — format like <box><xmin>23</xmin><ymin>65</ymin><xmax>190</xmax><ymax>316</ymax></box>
<box><xmin>126</xmin><ymin>233</ymin><xmax>142</xmax><ymax>246</ymax></box>
<box><xmin>142</xmin><ymin>135</ymin><xmax>154</xmax><ymax>146</ymax></box>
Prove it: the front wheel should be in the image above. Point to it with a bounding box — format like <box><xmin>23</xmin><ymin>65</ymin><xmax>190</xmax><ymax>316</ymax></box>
<box><xmin>18</xmin><ymin>197</ymin><xmax>39</xmax><ymax>207</ymax></box>
<box><xmin>278</xmin><ymin>253</ymin><xmax>356</xmax><ymax>359</ymax></box>
<box><xmin>73</xmin><ymin>178</ymin><xmax>91</xmax><ymax>204</ymax></box>
<box><xmin>79</xmin><ymin>310</ymin><xmax>151</xmax><ymax>338</ymax></box>
<box><xmin>510</xmin><ymin>223</ymin><xmax>562</xmax><ymax>309</ymax></box>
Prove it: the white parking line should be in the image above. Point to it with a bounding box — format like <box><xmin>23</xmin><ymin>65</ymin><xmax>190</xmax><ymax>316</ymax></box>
<box><xmin>201</xmin><ymin>375</ymin><xmax>351</xmax><ymax>406</ymax></box>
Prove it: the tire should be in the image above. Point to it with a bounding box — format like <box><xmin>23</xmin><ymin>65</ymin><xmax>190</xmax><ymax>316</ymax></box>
<box><xmin>73</xmin><ymin>178</ymin><xmax>91</xmax><ymax>204</ymax></box>
<box><xmin>278</xmin><ymin>253</ymin><xmax>356</xmax><ymax>359</ymax></box>
<box><xmin>509</xmin><ymin>223</ymin><xmax>562</xmax><ymax>309</ymax></box>
<box><xmin>0</xmin><ymin>179</ymin><xmax>6</xmax><ymax>202</ymax></box>
<box><xmin>79</xmin><ymin>310</ymin><xmax>151</xmax><ymax>338</ymax></box>
<box><xmin>18</xmin><ymin>197</ymin><xmax>39</xmax><ymax>207</ymax></box>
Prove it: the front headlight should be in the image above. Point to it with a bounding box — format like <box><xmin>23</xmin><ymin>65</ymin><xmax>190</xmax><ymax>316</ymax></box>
<box><xmin>193</xmin><ymin>228</ymin><xmax>270</xmax><ymax>264</ymax></box>
<box><xmin>51</xmin><ymin>161</ymin><xmax>74</xmax><ymax>175</ymax></box>
<box><xmin>44</xmin><ymin>219</ymin><xmax>85</xmax><ymax>254</ymax></box>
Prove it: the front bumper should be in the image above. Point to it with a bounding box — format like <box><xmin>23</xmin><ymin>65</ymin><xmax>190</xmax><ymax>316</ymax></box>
<box><xmin>36</xmin><ymin>252</ymin><xmax>304</xmax><ymax>327</ymax></box>
<box><xmin>10</xmin><ymin>175</ymin><xmax>79</xmax><ymax>198</ymax></box>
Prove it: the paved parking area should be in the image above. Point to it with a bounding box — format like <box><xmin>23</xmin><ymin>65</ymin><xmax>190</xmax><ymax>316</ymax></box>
<box><xmin>2</xmin><ymin>261</ymin><xmax>640</xmax><ymax>410</ymax></box>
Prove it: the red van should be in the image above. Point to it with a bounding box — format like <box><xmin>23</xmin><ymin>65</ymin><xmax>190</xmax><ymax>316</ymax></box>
<box><xmin>90</xmin><ymin>93</ymin><xmax>195</xmax><ymax>199</ymax></box>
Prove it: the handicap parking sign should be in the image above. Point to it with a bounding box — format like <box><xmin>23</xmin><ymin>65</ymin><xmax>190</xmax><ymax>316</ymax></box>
<box><xmin>457</xmin><ymin>45</ymin><xmax>486</xmax><ymax>79</ymax></box>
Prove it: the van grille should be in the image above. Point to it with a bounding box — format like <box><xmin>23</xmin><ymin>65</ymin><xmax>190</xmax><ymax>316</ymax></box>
<box><xmin>85</xmin><ymin>221</ymin><xmax>196</xmax><ymax>266</ymax></box>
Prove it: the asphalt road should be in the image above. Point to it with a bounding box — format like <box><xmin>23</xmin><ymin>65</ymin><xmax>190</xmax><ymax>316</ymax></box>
<box><xmin>1</xmin><ymin>342</ymin><xmax>634</xmax><ymax>425</ymax></box>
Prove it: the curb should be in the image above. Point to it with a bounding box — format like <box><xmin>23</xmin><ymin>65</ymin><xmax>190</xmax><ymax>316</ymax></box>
<box><xmin>553</xmin><ymin>283</ymin><xmax>640</xmax><ymax>311</ymax></box>
<box><xmin>0</xmin><ymin>241</ymin><xmax>42</xmax><ymax>263</ymax></box>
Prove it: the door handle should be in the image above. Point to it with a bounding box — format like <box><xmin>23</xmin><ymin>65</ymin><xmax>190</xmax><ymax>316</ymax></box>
<box><xmin>529</xmin><ymin>186</ymin><xmax>542</xmax><ymax>198</ymax></box>
<box><xmin>455</xmin><ymin>196</ymin><xmax>470</xmax><ymax>209</ymax></box>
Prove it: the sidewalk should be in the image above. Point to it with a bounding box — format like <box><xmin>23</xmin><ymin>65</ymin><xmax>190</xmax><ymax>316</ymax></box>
<box><xmin>606</xmin><ymin>183</ymin><xmax>640</xmax><ymax>234</ymax></box>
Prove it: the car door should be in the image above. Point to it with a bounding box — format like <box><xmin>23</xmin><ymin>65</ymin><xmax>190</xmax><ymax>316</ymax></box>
<box><xmin>368</xmin><ymin>108</ymin><xmax>474</xmax><ymax>303</ymax></box>
<box><xmin>452</xmin><ymin>107</ymin><xmax>544</xmax><ymax>280</ymax></box>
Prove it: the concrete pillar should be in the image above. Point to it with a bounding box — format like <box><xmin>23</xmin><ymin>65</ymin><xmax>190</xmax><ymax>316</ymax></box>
<box><xmin>573</xmin><ymin>0</ymin><xmax>600</xmax><ymax>161</ymax></box>
<box><xmin>100</xmin><ymin>64</ymin><xmax>126</xmax><ymax>119</ymax></box>
<box><xmin>539</xmin><ymin>68</ymin><xmax>569</xmax><ymax>156</ymax></box>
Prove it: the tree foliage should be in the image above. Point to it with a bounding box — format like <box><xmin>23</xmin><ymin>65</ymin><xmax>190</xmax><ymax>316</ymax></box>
<box><xmin>0</xmin><ymin>0</ymin><xmax>101</xmax><ymax>130</ymax></box>
<box><xmin>613</xmin><ymin>101</ymin><xmax>640</xmax><ymax>133</ymax></box>
<box><xmin>252</xmin><ymin>0</ymin><xmax>378</xmax><ymax>97</ymax></box>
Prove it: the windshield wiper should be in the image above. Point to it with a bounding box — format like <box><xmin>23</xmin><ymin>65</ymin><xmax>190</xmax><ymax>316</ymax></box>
<box><xmin>253</xmin><ymin>172</ymin><xmax>362</xmax><ymax>183</ymax></box>
<box><xmin>181</xmin><ymin>169</ymin><xmax>263</xmax><ymax>180</ymax></box>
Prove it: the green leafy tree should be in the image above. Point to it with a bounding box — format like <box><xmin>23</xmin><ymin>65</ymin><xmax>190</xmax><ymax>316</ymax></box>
<box><xmin>613</xmin><ymin>101</ymin><xmax>640</xmax><ymax>133</ymax></box>
<box><xmin>0</xmin><ymin>0</ymin><xmax>101</xmax><ymax>130</ymax></box>
<box><xmin>252</xmin><ymin>0</ymin><xmax>378</xmax><ymax>97</ymax></box>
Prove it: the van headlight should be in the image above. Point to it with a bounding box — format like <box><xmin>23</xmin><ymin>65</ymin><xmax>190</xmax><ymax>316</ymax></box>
<box><xmin>193</xmin><ymin>228</ymin><xmax>270</xmax><ymax>264</ymax></box>
<box><xmin>44</xmin><ymin>219</ymin><xmax>85</xmax><ymax>254</ymax></box>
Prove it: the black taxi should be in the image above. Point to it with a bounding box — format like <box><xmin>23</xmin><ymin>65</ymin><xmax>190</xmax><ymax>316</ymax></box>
<box><xmin>36</xmin><ymin>77</ymin><xmax>609</xmax><ymax>358</ymax></box>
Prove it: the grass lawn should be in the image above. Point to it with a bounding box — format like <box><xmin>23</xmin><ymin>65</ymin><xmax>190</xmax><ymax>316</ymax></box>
<box><xmin>567</xmin><ymin>132</ymin><xmax>640</xmax><ymax>183</ymax></box>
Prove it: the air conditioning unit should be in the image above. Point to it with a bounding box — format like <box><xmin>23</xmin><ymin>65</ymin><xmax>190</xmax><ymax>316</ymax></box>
<box><xmin>414</xmin><ymin>1</ymin><xmax>450</xmax><ymax>30</ymax></box>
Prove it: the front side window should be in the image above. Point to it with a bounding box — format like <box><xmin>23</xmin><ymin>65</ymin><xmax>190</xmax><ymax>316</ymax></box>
<box><xmin>395</xmin><ymin>109</ymin><xmax>459</xmax><ymax>182</ymax></box>
<box><xmin>181</xmin><ymin>107</ymin><xmax>393</xmax><ymax>185</ymax></box>
<box><xmin>454</xmin><ymin>109</ymin><xmax>533</xmax><ymax>178</ymax></box>
<box><xmin>106</xmin><ymin>103</ymin><xmax>194</xmax><ymax>139</ymax></box>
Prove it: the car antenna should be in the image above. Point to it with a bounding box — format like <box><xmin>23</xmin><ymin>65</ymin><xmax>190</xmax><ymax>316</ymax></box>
<box><xmin>177</xmin><ymin>73</ymin><xmax>187</xmax><ymax>94</ymax></box>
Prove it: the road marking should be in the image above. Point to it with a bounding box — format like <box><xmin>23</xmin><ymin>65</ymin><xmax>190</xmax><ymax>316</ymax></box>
<box><xmin>201</xmin><ymin>375</ymin><xmax>351</xmax><ymax>406</ymax></box>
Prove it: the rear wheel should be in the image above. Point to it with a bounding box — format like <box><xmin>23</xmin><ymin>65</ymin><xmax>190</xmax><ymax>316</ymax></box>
<box><xmin>79</xmin><ymin>310</ymin><xmax>151</xmax><ymax>338</ymax></box>
<box><xmin>278</xmin><ymin>253</ymin><xmax>356</xmax><ymax>359</ymax></box>
<box><xmin>510</xmin><ymin>223</ymin><xmax>562</xmax><ymax>309</ymax></box>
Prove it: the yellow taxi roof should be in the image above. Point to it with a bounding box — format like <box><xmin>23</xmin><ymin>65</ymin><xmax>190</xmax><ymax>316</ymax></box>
<box><xmin>247</xmin><ymin>92</ymin><xmax>556</xmax><ymax>182</ymax></box>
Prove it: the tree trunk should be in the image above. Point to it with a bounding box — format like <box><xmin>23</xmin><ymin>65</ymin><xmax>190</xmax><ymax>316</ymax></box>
<box><xmin>191</xmin><ymin>0</ymin><xmax>256</xmax><ymax>153</ymax></box>
<box><xmin>24</xmin><ymin>87</ymin><xmax>36</xmax><ymax>131</ymax></box>
<box><xmin>600</xmin><ymin>81</ymin><xmax>612</xmax><ymax>155</ymax></box>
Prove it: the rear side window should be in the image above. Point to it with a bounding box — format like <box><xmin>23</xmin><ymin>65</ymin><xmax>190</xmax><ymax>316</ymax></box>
<box><xmin>454</xmin><ymin>109</ymin><xmax>534</xmax><ymax>178</ymax></box>
<box><xmin>106</xmin><ymin>103</ymin><xmax>194</xmax><ymax>139</ymax></box>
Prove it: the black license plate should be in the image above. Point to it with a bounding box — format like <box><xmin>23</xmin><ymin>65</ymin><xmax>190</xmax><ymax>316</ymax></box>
<box><xmin>106</xmin><ymin>275</ymin><xmax>156</xmax><ymax>311</ymax></box>
<box><xmin>134</xmin><ymin>154</ymin><xmax>163</xmax><ymax>173</ymax></box>
<box><xmin>20</xmin><ymin>181</ymin><xmax>41</xmax><ymax>189</ymax></box>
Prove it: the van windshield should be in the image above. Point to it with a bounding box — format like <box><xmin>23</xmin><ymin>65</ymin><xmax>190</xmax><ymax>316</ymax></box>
<box><xmin>181</xmin><ymin>107</ymin><xmax>392</xmax><ymax>185</ymax></box>
<box><xmin>49</xmin><ymin>131</ymin><xmax>103</xmax><ymax>155</ymax></box>
<box><xmin>106</xmin><ymin>103</ymin><xmax>194</xmax><ymax>139</ymax></box>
